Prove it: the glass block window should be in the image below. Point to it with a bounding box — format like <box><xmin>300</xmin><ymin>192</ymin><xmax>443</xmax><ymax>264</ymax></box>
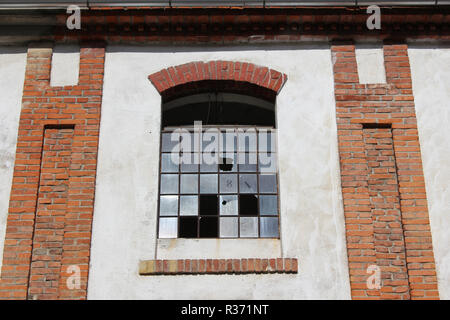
<box><xmin>157</xmin><ymin>127</ymin><xmax>280</xmax><ymax>239</ymax></box>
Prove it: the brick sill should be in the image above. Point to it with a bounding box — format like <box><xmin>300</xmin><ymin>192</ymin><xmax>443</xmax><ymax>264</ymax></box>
<box><xmin>139</xmin><ymin>258</ymin><xmax>298</xmax><ymax>275</ymax></box>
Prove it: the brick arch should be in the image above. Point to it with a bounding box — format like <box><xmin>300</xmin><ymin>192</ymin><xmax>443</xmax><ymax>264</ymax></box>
<box><xmin>148</xmin><ymin>61</ymin><xmax>288</xmax><ymax>96</ymax></box>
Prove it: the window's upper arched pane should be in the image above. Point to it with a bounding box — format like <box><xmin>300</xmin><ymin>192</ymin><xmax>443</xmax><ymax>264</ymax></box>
<box><xmin>162</xmin><ymin>92</ymin><xmax>276</xmax><ymax>128</ymax></box>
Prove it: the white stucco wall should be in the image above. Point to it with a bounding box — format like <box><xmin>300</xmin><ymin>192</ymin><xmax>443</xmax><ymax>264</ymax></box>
<box><xmin>88</xmin><ymin>44</ymin><xmax>351</xmax><ymax>299</ymax></box>
<box><xmin>0</xmin><ymin>47</ymin><xmax>26</xmax><ymax>274</ymax></box>
<box><xmin>409</xmin><ymin>45</ymin><xmax>450</xmax><ymax>300</ymax></box>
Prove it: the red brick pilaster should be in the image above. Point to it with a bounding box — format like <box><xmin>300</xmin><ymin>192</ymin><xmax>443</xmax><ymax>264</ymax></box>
<box><xmin>0</xmin><ymin>43</ymin><xmax>105</xmax><ymax>300</ymax></box>
<box><xmin>332</xmin><ymin>42</ymin><xmax>439</xmax><ymax>300</ymax></box>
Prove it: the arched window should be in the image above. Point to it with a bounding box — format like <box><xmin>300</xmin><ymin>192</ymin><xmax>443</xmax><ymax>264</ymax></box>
<box><xmin>151</xmin><ymin>62</ymin><xmax>286</xmax><ymax>239</ymax></box>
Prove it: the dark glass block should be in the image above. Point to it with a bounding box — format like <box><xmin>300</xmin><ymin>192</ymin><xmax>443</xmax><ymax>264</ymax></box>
<box><xmin>239</xmin><ymin>194</ymin><xmax>258</xmax><ymax>216</ymax></box>
<box><xmin>199</xmin><ymin>216</ymin><xmax>218</xmax><ymax>238</ymax></box>
<box><xmin>179</xmin><ymin>217</ymin><xmax>198</xmax><ymax>238</ymax></box>
<box><xmin>200</xmin><ymin>195</ymin><xmax>218</xmax><ymax>216</ymax></box>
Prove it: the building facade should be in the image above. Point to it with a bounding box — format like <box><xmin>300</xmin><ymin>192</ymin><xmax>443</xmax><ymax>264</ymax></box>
<box><xmin>0</xmin><ymin>1</ymin><xmax>448</xmax><ymax>300</ymax></box>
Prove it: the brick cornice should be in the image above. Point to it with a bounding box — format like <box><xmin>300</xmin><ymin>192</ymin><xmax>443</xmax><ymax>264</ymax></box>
<box><xmin>148</xmin><ymin>61</ymin><xmax>288</xmax><ymax>95</ymax></box>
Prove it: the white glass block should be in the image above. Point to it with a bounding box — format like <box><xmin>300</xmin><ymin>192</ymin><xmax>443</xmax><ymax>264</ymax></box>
<box><xmin>162</xmin><ymin>132</ymin><xmax>179</xmax><ymax>152</ymax></box>
<box><xmin>160</xmin><ymin>174</ymin><xmax>178</xmax><ymax>194</ymax></box>
<box><xmin>220</xmin><ymin>217</ymin><xmax>238</xmax><ymax>238</ymax></box>
<box><xmin>259</xmin><ymin>153</ymin><xmax>277</xmax><ymax>173</ymax></box>
<box><xmin>181</xmin><ymin>153</ymin><xmax>199</xmax><ymax>172</ymax></box>
<box><xmin>180</xmin><ymin>132</ymin><xmax>196</xmax><ymax>152</ymax></box>
<box><xmin>159</xmin><ymin>218</ymin><xmax>178</xmax><ymax>238</ymax></box>
<box><xmin>202</xmin><ymin>129</ymin><xmax>219</xmax><ymax>152</ymax></box>
<box><xmin>258</xmin><ymin>129</ymin><xmax>276</xmax><ymax>153</ymax></box>
<box><xmin>200</xmin><ymin>153</ymin><xmax>218</xmax><ymax>172</ymax></box>
<box><xmin>240</xmin><ymin>217</ymin><xmax>258</xmax><ymax>238</ymax></box>
<box><xmin>239</xmin><ymin>174</ymin><xmax>257</xmax><ymax>193</ymax></box>
<box><xmin>200</xmin><ymin>174</ymin><xmax>218</xmax><ymax>194</ymax></box>
<box><xmin>180</xmin><ymin>174</ymin><xmax>198</xmax><ymax>194</ymax></box>
<box><xmin>260</xmin><ymin>217</ymin><xmax>279</xmax><ymax>238</ymax></box>
<box><xmin>238</xmin><ymin>128</ymin><xmax>257</xmax><ymax>152</ymax></box>
<box><xmin>238</xmin><ymin>153</ymin><xmax>258</xmax><ymax>172</ymax></box>
<box><xmin>220</xmin><ymin>195</ymin><xmax>238</xmax><ymax>216</ymax></box>
<box><xmin>219</xmin><ymin>174</ymin><xmax>238</xmax><ymax>193</ymax></box>
<box><xmin>161</xmin><ymin>153</ymin><xmax>178</xmax><ymax>173</ymax></box>
<box><xmin>259</xmin><ymin>195</ymin><xmax>278</xmax><ymax>215</ymax></box>
<box><xmin>259</xmin><ymin>174</ymin><xmax>277</xmax><ymax>193</ymax></box>
<box><xmin>220</xmin><ymin>130</ymin><xmax>237</xmax><ymax>152</ymax></box>
<box><xmin>159</xmin><ymin>195</ymin><xmax>178</xmax><ymax>216</ymax></box>
<box><xmin>180</xmin><ymin>196</ymin><xmax>198</xmax><ymax>216</ymax></box>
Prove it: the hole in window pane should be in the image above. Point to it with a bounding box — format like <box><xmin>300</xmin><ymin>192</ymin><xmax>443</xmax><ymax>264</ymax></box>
<box><xmin>180</xmin><ymin>174</ymin><xmax>198</xmax><ymax>194</ymax></box>
<box><xmin>240</xmin><ymin>217</ymin><xmax>258</xmax><ymax>238</ymax></box>
<box><xmin>159</xmin><ymin>217</ymin><xmax>178</xmax><ymax>238</ymax></box>
<box><xmin>159</xmin><ymin>195</ymin><xmax>178</xmax><ymax>216</ymax></box>
<box><xmin>200</xmin><ymin>195</ymin><xmax>218</xmax><ymax>216</ymax></box>
<box><xmin>180</xmin><ymin>153</ymin><xmax>199</xmax><ymax>172</ymax></box>
<box><xmin>239</xmin><ymin>194</ymin><xmax>258</xmax><ymax>216</ymax></box>
<box><xmin>259</xmin><ymin>174</ymin><xmax>277</xmax><ymax>193</ymax></box>
<box><xmin>179</xmin><ymin>216</ymin><xmax>198</xmax><ymax>238</ymax></box>
<box><xmin>180</xmin><ymin>196</ymin><xmax>198</xmax><ymax>216</ymax></box>
<box><xmin>259</xmin><ymin>195</ymin><xmax>278</xmax><ymax>215</ymax></box>
<box><xmin>219</xmin><ymin>154</ymin><xmax>236</xmax><ymax>172</ymax></box>
<box><xmin>260</xmin><ymin>217</ymin><xmax>279</xmax><ymax>238</ymax></box>
<box><xmin>199</xmin><ymin>216</ymin><xmax>218</xmax><ymax>238</ymax></box>
<box><xmin>220</xmin><ymin>195</ymin><xmax>238</xmax><ymax>216</ymax></box>
<box><xmin>160</xmin><ymin>174</ymin><xmax>178</xmax><ymax>194</ymax></box>
<box><xmin>239</xmin><ymin>174</ymin><xmax>257</xmax><ymax>193</ymax></box>
<box><xmin>220</xmin><ymin>174</ymin><xmax>237</xmax><ymax>193</ymax></box>
<box><xmin>200</xmin><ymin>174</ymin><xmax>218</xmax><ymax>193</ymax></box>
<box><xmin>162</xmin><ymin>133</ymin><xmax>179</xmax><ymax>152</ymax></box>
<box><xmin>161</xmin><ymin>153</ymin><xmax>178</xmax><ymax>173</ymax></box>
<box><xmin>220</xmin><ymin>217</ymin><xmax>238</xmax><ymax>238</ymax></box>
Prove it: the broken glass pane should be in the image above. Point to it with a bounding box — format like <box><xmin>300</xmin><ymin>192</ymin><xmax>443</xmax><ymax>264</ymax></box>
<box><xmin>179</xmin><ymin>217</ymin><xmax>198</xmax><ymax>238</ymax></box>
<box><xmin>200</xmin><ymin>195</ymin><xmax>218</xmax><ymax>215</ymax></box>
<box><xmin>239</xmin><ymin>194</ymin><xmax>258</xmax><ymax>216</ymax></box>
<box><xmin>220</xmin><ymin>195</ymin><xmax>238</xmax><ymax>216</ymax></box>
<box><xmin>199</xmin><ymin>216</ymin><xmax>218</xmax><ymax>238</ymax></box>
<box><xmin>219</xmin><ymin>153</ymin><xmax>237</xmax><ymax>172</ymax></box>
